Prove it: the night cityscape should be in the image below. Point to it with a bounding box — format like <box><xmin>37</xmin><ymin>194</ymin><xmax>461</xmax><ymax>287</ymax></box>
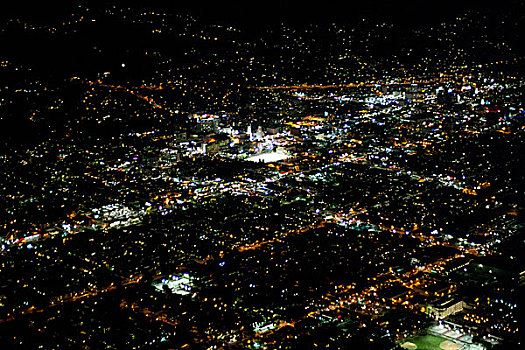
<box><xmin>0</xmin><ymin>1</ymin><xmax>523</xmax><ymax>349</ymax></box>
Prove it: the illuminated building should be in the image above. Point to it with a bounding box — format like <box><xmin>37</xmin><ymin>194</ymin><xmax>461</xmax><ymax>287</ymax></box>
<box><xmin>427</xmin><ymin>298</ymin><xmax>465</xmax><ymax>320</ymax></box>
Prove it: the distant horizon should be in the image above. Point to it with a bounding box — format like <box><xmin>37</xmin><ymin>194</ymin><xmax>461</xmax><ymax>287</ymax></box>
<box><xmin>0</xmin><ymin>0</ymin><xmax>520</xmax><ymax>24</ymax></box>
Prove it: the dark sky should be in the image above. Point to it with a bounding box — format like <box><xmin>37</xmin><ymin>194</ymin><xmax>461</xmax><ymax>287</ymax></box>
<box><xmin>152</xmin><ymin>0</ymin><xmax>517</xmax><ymax>24</ymax></box>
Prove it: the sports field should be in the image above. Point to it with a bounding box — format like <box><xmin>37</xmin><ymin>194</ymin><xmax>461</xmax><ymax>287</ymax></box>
<box><xmin>401</xmin><ymin>334</ymin><xmax>461</xmax><ymax>350</ymax></box>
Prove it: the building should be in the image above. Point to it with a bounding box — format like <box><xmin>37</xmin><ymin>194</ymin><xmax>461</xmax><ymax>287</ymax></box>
<box><xmin>427</xmin><ymin>298</ymin><xmax>465</xmax><ymax>320</ymax></box>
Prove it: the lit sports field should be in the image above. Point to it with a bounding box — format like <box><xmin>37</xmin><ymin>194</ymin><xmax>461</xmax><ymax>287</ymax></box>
<box><xmin>401</xmin><ymin>334</ymin><xmax>461</xmax><ymax>350</ymax></box>
<box><xmin>246</xmin><ymin>151</ymin><xmax>288</xmax><ymax>163</ymax></box>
